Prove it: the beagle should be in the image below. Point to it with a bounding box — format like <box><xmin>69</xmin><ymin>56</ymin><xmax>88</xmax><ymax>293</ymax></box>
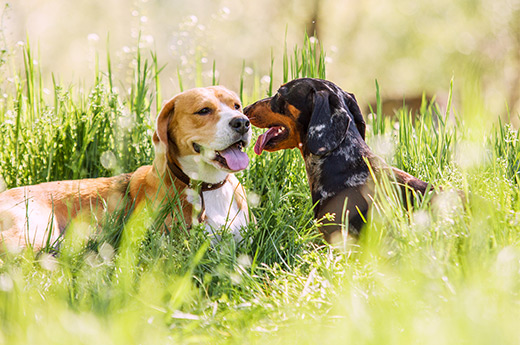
<box><xmin>244</xmin><ymin>78</ymin><xmax>430</xmax><ymax>243</ymax></box>
<box><xmin>0</xmin><ymin>86</ymin><xmax>252</xmax><ymax>250</ymax></box>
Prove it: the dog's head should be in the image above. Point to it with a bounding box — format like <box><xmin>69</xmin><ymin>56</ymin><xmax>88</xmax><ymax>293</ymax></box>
<box><xmin>244</xmin><ymin>78</ymin><xmax>366</xmax><ymax>156</ymax></box>
<box><xmin>154</xmin><ymin>86</ymin><xmax>251</xmax><ymax>183</ymax></box>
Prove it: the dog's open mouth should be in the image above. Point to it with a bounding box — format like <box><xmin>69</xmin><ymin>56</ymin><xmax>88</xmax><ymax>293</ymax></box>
<box><xmin>254</xmin><ymin>126</ymin><xmax>288</xmax><ymax>155</ymax></box>
<box><xmin>212</xmin><ymin>141</ymin><xmax>249</xmax><ymax>171</ymax></box>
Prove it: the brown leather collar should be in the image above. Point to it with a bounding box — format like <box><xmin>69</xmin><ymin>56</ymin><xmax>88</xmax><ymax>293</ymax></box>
<box><xmin>167</xmin><ymin>159</ymin><xmax>228</xmax><ymax>224</ymax></box>
<box><xmin>167</xmin><ymin>160</ymin><xmax>228</xmax><ymax>191</ymax></box>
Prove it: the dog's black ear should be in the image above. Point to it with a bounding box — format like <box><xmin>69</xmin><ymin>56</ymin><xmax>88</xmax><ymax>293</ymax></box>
<box><xmin>307</xmin><ymin>90</ymin><xmax>351</xmax><ymax>156</ymax></box>
<box><xmin>343</xmin><ymin>92</ymin><xmax>366</xmax><ymax>140</ymax></box>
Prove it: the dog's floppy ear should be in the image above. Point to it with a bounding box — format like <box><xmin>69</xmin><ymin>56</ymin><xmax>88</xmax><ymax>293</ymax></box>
<box><xmin>307</xmin><ymin>90</ymin><xmax>351</xmax><ymax>156</ymax></box>
<box><xmin>343</xmin><ymin>92</ymin><xmax>366</xmax><ymax>140</ymax></box>
<box><xmin>153</xmin><ymin>98</ymin><xmax>176</xmax><ymax>173</ymax></box>
<box><xmin>153</xmin><ymin>98</ymin><xmax>175</xmax><ymax>149</ymax></box>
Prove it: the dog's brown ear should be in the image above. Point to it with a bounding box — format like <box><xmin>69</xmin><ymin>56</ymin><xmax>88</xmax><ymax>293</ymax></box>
<box><xmin>153</xmin><ymin>98</ymin><xmax>176</xmax><ymax>173</ymax></box>
<box><xmin>307</xmin><ymin>90</ymin><xmax>351</xmax><ymax>156</ymax></box>
<box><xmin>154</xmin><ymin>98</ymin><xmax>176</xmax><ymax>148</ymax></box>
<box><xmin>343</xmin><ymin>92</ymin><xmax>366</xmax><ymax>140</ymax></box>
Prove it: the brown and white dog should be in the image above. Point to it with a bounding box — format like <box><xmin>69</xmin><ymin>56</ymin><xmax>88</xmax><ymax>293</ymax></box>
<box><xmin>244</xmin><ymin>78</ymin><xmax>431</xmax><ymax>243</ymax></box>
<box><xmin>0</xmin><ymin>86</ymin><xmax>251</xmax><ymax>251</ymax></box>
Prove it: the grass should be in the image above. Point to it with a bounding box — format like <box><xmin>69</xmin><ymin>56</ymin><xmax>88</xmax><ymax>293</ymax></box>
<box><xmin>1</xmin><ymin>34</ymin><xmax>520</xmax><ymax>344</ymax></box>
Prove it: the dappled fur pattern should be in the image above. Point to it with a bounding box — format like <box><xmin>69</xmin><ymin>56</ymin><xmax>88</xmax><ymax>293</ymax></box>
<box><xmin>245</xmin><ymin>78</ymin><xmax>430</xmax><ymax>243</ymax></box>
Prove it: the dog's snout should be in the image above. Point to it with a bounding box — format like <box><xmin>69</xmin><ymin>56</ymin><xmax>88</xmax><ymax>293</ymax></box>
<box><xmin>229</xmin><ymin>117</ymin><xmax>250</xmax><ymax>135</ymax></box>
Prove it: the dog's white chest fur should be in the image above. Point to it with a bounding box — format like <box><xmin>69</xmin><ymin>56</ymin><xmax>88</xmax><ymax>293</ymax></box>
<box><xmin>202</xmin><ymin>182</ymin><xmax>248</xmax><ymax>242</ymax></box>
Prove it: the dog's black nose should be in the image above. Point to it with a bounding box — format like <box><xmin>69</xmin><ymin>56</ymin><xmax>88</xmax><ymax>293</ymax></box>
<box><xmin>229</xmin><ymin>117</ymin><xmax>250</xmax><ymax>135</ymax></box>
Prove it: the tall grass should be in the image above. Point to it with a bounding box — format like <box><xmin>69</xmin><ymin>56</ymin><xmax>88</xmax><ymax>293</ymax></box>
<box><xmin>0</xmin><ymin>41</ymin><xmax>156</xmax><ymax>188</ymax></box>
<box><xmin>0</xmin><ymin>35</ymin><xmax>519</xmax><ymax>345</ymax></box>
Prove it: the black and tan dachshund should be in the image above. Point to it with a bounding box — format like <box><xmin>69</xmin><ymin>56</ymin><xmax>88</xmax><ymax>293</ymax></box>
<box><xmin>244</xmin><ymin>78</ymin><xmax>431</xmax><ymax>243</ymax></box>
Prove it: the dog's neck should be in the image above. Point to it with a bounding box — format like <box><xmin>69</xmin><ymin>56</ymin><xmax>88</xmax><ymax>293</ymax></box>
<box><xmin>302</xmin><ymin>128</ymin><xmax>373</xmax><ymax>214</ymax></box>
<box><xmin>166</xmin><ymin>159</ymin><xmax>228</xmax><ymax>192</ymax></box>
<box><xmin>175</xmin><ymin>154</ymin><xmax>229</xmax><ymax>185</ymax></box>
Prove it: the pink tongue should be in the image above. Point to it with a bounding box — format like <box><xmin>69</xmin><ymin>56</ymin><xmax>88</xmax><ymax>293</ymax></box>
<box><xmin>219</xmin><ymin>146</ymin><xmax>249</xmax><ymax>171</ymax></box>
<box><xmin>254</xmin><ymin>127</ymin><xmax>281</xmax><ymax>155</ymax></box>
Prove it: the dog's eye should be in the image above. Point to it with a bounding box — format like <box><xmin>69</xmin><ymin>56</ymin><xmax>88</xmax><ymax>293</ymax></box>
<box><xmin>195</xmin><ymin>107</ymin><xmax>212</xmax><ymax>115</ymax></box>
<box><xmin>234</xmin><ymin>103</ymin><xmax>241</xmax><ymax>110</ymax></box>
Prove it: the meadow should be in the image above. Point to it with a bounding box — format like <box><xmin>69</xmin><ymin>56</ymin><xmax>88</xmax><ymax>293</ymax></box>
<box><xmin>0</xmin><ymin>36</ymin><xmax>520</xmax><ymax>344</ymax></box>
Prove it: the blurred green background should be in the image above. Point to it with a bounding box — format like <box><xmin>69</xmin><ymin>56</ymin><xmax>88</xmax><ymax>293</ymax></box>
<box><xmin>2</xmin><ymin>0</ymin><xmax>519</xmax><ymax>118</ymax></box>
<box><xmin>1</xmin><ymin>2</ymin><xmax>520</xmax><ymax>344</ymax></box>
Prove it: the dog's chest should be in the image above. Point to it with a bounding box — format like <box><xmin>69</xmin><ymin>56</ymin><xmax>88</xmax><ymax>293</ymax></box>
<box><xmin>202</xmin><ymin>183</ymin><xmax>247</xmax><ymax>241</ymax></box>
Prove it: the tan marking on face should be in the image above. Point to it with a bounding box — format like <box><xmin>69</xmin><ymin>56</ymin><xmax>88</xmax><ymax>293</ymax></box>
<box><xmin>246</xmin><ymin>98</ymin><xmax>303</xmax><ymax>151</ymax></box>
<box><xmin>153</xmin><ymin>86</ymin><xmax>250</xmax><ymax>182</ymax></box>
<box><xmin>168</xmin><ymin>87</ymin><xmax>242</xmax><ymax>154</ymax></box>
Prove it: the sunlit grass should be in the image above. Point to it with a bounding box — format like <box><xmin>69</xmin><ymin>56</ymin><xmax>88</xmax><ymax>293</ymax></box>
<box><xmin>0</xmin><ymin>34</ymin><xmax>519</xmax><ymax>345</ymax></box>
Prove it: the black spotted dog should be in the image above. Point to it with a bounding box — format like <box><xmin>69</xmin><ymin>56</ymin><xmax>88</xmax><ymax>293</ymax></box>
<box><xmin>244</xmin><ymin>78</ymin><xmax>431</xmax><ymax>243</ymax></box>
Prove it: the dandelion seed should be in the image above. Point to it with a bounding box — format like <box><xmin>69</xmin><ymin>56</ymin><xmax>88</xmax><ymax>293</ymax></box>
<box><xmin>98</xmin><ymin>242</ymin><xmax>115</xmax><ymax>262</ymax></box>
<box><xmin>131</xmin><ymin>10</ymin><xmax>139</xmax><ymax>17</ymax></box>
<box><xmin>0</xmin><ymin>273</ymin><xmax>13</xmax><ymax>292</ymax></box>
<box><xmin>85</xmin><ymin>251</ymin><xmax>99</xmax><ymax>267</ymax></box>
<box><xmin>39</xmin><ymin>253</ymin><xmax>58</xmax><ymax>271</ymax></box>
<box><xmin>140</xmin><ymin>16</ymin><xmax>148</xmax><ymax>23</ymax></box>
<box><xmin>230</xmin><ymin>272</ymin><xmax>242</xmax><ymax>285</ymax></box>
<box><xmin>87</xmin><ymin>33</ymin><xmax>100</xmax><ymax>42</ymax></box>
<box><xmin>455</xmin><ymin>141</ymin><xmax>486</xmax><ymax>169</ymax></box>
<box><xmin>261</xmin><ymin>75</ymin><xmax>271</xmax><ymax>84</ymax></box>
<box><xmin>220</xmin><ymin>7</ymin><xmax>230</xmax><ymax>18</ymax></box>
<box><xmin>247</xmin><ymin>192</ymin><xmax>260</xmax><ymax>207</ymax></box>
<box><xmin>369</xmin><ymin>135</ymin><xmax>395</xmax><ymax>161</ymax></box>
<box><xmin>432</xmin><ymin>190</ymin><xmax>463</xmax><ymax>223</ymax></box>
<box><xmin>201</xmin><ymin>57</ymin><xmax>208</xmax><ymax>64</ymax></box>
<box><xmin>413</xmin><ymin>210</ymin><xmax>431</xmax><ymax>230</ymax></box>
<box><xmin>189</xmin><ymin>170</ymin><xmax>200</xmax><ymax>181</ymax></box>
<box><xmin>185</xmin><ymin>188</ymin><xmax>201</xmax><ymax>209</ymax></box>
<box><xmin>118</xmin><ymin>113</ymin><xmax>133</xmax><ymax>129</ymax></box>
<box><xmin>100</xmin><ymin>151</ymin><xmax>117</xmax><ymax>170</ymax></box>
<box><xmin>238</xmin><ymin>254</ymin><xmax>252</xmax><ymax>268</ymax></box>
<box><xmin>189</xmin><ymin>15</ymin><xmax>198</xmax><ymax>24</ymax></box>
<box><xmin>244</xmin><ymin>67</ymin><xmax>253</xmax><ymax>75</ymax></box>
